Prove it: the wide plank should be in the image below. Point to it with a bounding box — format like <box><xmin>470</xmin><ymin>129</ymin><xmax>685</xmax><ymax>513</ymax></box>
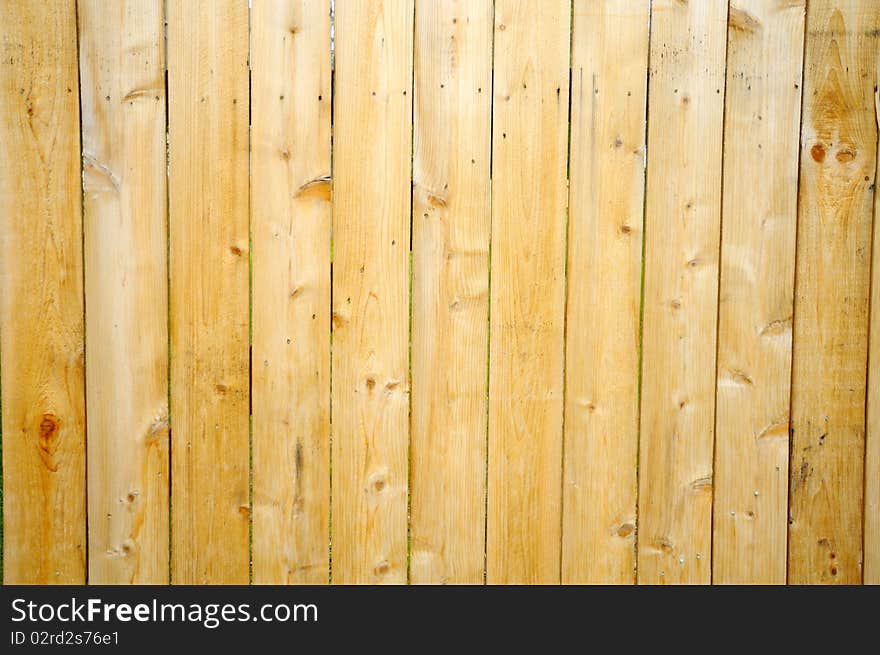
<box><xmin>0</xmin><ymin>0</ymin><xmax>86</xmax><ymax>584</ymax></box>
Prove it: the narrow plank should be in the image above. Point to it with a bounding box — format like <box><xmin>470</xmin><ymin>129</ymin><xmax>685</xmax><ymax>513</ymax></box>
<box><xmin>712</xmin><ymin>0</ymin><xmax>805</xmax><ymax>585</ymax></box>
<box><xmin>487</xmin><ymin>0</ymin><xmax>570</xmax><ymax>584</ymax></box>
<box><xmin>637</xmin><ymin>0</ymin><xmax>728</xmax><ymax>584</ymax></box>
<box><xmin>331</xmin><ymin>0</ymin><xmax>413</xmax><ymax>584</ymax></box>
<box><xmin>410</xmin><ymin>0</ymin><xmax>492</xmax><ymax>585</ymax></box>
<box><xmin>789</xmin><ymin>0</ymin><xmax>880</xmax><ymax>585</ymax></box>
<box><xmin>867</xmin><ymin>78</ymin><xmax>880</xmax><ymax>583</ymax></box>
<box><xmin>561</xmin><ymin>0</ymin><xmax>649</xmax><ymax>585</ymax></box>
<box><xmin>0</xmin><ymin>0</ymin><xmax>86</xmax><ymax>584</ymax></box>
<box><xmin>167</xmin><ymin>0</ymin><xmax>250</xmax><ymax>584</ymax></box>
<box><xmin>251</xmin><ymin>0</ymin><xmax>331</xmax><ymax>585</ymax></box>
<box><xmin>78</xmin><ymin>0</ymin><xmax>169</xmax><ymax>585</ymax></box>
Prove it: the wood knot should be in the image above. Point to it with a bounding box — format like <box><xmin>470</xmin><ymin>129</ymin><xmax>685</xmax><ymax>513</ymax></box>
<box><xmin>38</xmin><ymin>413</ymin><xmax>60</xmax><ymax>471</ymax></box>
<box><xmin>616</xmin><ymin>523</ymin><xmax>635</xmax><ymax>538</ymax></box>
<box><xmin>835</xmin><ymin>147</ymin><xmax>856</xmax><ymax>163</ymax></box>
<box><xmin>373</xmin><ymin>560</ymin><xmax>391</xmax><ymax>576</ymax></box>
<box><xmin>810</xmin><ymin>143</ymin><xmax>826</xmax><ymax>163</ymax></box>
<box><xmin>229</xmin><ymin>245</ymin><xmax>243</xmax><ymax>256</ymax></box>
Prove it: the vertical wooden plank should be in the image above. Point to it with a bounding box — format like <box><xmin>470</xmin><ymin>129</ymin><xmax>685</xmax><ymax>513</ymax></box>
<box><xmin>789</xmin><ymin>0</ymin><xmax>879</xmax><ymax>585</ymax></box>
<box><xmin>251</xmin><ymin>0</ymin><xmax>331</xmax><ymax>585</ymax></box>
<box><xmin>0</xmin><ymin>0</ymin><xmax>86</xmax><ymax>584</ymax></box>
<box><xmin>168</xmin><ymin>0</ymin><xmax>250</xmax><ymax>584</ymax></box>
<box><xmin>638</xmin><ymin>0</ymin><xmax>728</xmax><ymax>584</ymax></box>
<box><xmin>332</xmin><ymin>0</ymin><xmax>413</xmax><ymax>584</ymax></box>
<box><xmin>561</xmin><ymin>0</ymin><xmax>649</xmax><ymax>585</ymax></box>
<box><xmin>867</xmin><ymin>81</ymin><xmax>880</xmax><ymax>582</ymax></box>
<box><xmin>712</xmin><ymin>0</ymin><xmax>805</xmax><ymax>585</ymax></box>
<box><xmin>410</xmin><ymin>0</ymin><xmax>492</xmax><ymax>585</ymax></box>
<box><xmin>78</xmin><ymin>0</ymin><xmax>169</xmax><ymax>585</ymax></box>
<box><xmin>487</xmin><ymin>0</ymin><xmax>570</xmax><ymax>584</ymax></box>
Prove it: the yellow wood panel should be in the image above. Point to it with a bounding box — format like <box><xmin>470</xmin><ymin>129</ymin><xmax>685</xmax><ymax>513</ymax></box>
<box><xmin>0</xmin><ymin>0</ymin><xmax>86</xmax><ymax>584</ymax></box>
<box><xmin>168</xmin><ymin>0</ymin><xmax>250</xmax><ymax>584</ymax></box>
<box><xmin>789</xmin><ymin>0</ymin><xmax>879</xmax><ymax>585</ymax></box>
<box><xmin>78</xmin><ymin>0</ymin><xmax>169</xmax><ymax>585</ymax></box>
<box><xmin>867</xmin><ymin>81</ymin><xmax>880</xmax><ymax>582</ymax></box>
<box><xmin>638</xmin><ymin>0</ymin><xmax>728</xmax><ymax>584</ymax></box>
<box><xmin>410</xmin><ymin>0</ymin><xmax>492</xmax><ymax>585</ymax></box>
<box><xmin>251</xmin><ymin>0</ymin><xmax>331</xmax><ymax>585</ymax></box>
<box><xmin>561</xmin><ymin>0</ymin><xmax>649</xmax><ymax>585</ymax></box>
<box><xmin>331</xmin><ymin>0</ymin><xmax>413</xmax><ymax>584</ymax></box>
<box><xmin>712</xmin><ymin>0</ymin><xmax>805</xmax><ymax>585</ymax></box>
<box><xmin>487</xmin><ymin>0</ymin><xmax>570</xmax><ymax>584</ymax></box>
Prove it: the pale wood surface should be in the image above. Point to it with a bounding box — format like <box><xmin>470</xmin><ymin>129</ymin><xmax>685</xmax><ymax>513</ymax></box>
<box><xmin>561</xmin><ymin>0</ymin><xmax>649</xmax><ymax>585</ymax></box>
<box><xmin>0</xmin><ymin>0</ymin><xmax>86</xmax><ymax>584</ymax></box>
<box><xmin>866</xmin><ymin>76</ymin><xmax>880</xmax><ymax>583</ymax></box>
<box><xmin>168</xmin><ymin>0</ymin><xmax>250</xmax><ymax>584</ymax></box>
<box><xmin>331</xmin><ymin>0</ymin><xmax>414</xmax><ymax>584</ymax></box>
<box><xmin>251</xmin><ymin>0</ymin><xmax>331</xmax><ymax>585</ymax></box>
<box><xmin>78</xmin><ymin>0</ymin><xmax>169</xmax><ymax>585</ymax></box>
<box><xmin>789</xmin><ymin>0</ymin><xmax>879</xmax><ymax>584</ymax></box>
<box><xmin>487</xmin><ymin>0</ymin><xmax>570</xmax><ymax>584</ymax></box>
<box><xmin>411</xmin><ymin>0</ymin><xmax>492</xmax><ymax>584</ymax></box>
<box><xmin>637</xmin><ymin>0</ymin><xmax>728</xmax><ymax>584</ymax></box>
<box><xmin>712</xmin><ymin>0</ymin><xmax>805</xmax><ymax>585</ymax></box>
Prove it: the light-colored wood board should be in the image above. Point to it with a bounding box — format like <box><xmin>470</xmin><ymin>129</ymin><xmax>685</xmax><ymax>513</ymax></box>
<box><xmin>637</xmin><ymin>0</ymin><xmax>728</xmax><ymax>585</ymax></box>
<box><xmin>410</xmin><ymin>0</ymin><xmax>492</xmax><ymax>585</ymax></box>
<box><xmin>487</xmin><ymin>0</ymin><xmax>570</xmax><ymax>584</ymax></box>
<box><xmin>78</xmin><ymin>0</ymin><xmax>169</xmax><ymax>585</ymax></box>
<box><xmin>167</xmin><ymin>0</ymin><xmax>250</xmax><ymax>584</ymax></box>
<box><xmin>561</xmin><ymin>0</ymin><xmax>649</xmax><ymax>585</ymax></box>
<box><xmin>866</xmin><ymin>77</ymin><xmax>880</xmax><ymax>584</ymax></box>
<box><xmin>789</xmin><ymin>0</ymin><xmax>879</xmax><ymax>585</ymax></box>
<box><xmin>712</xmin><ymin>0</ymin><xmax>805</xmax><ymax>585</ymax></box>
<box><xmin>251</xmin><ymin>0</ymin><xmax>332</xmax><ymax>585</ymax></box>
<box><xmin>0</xmin><ymin>0</ymin><xmax>86</xmax><ymax>584</ymax></box>
<box><xmin>331</xmin><ymin>0</ymin><xmax>413</xmax><ymax>584</ymax></box>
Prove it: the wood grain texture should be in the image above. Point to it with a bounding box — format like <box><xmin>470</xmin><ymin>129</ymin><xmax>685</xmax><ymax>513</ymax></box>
<box><xmin>410</xmin><ymin>0</ymin><xmax>492</xmax><ymax>585</ymax></box>
<box><xmin>866</xmin><ymin>78</ymin><xmax>880</xmax><ymax>584</ymax></box>
<box><xmin>789</xmin><ymin>0</ymin><xmax>879</xmax><ymax>585</ymax></box>
<box><xmin>251</xmin><ymin>0</ymin><xmax>331</xmax><ymax>586</ymax></box>
<box><xmin>167</xmin><ymin>0</ymin><xmax>250</xmax><ymax>584</ymax></box>
<box><xmin>561</xmin><ymin>0</ymin><xmax>649</xmax><ymax>585</ymax></box>
<box><xmin>487</xmin><ymin>0</ymin><xmax>570</xmax><ymax>584</ymax></box>
<box><xmin>0</xmin><ymin>0</ymin><xmax>86</xmax><ymax>584</ymax></box>
<box><xmin>78</xmin><ymin>0</ymin><xmax>169</xmax><ymax>585</ymax></box>
<box><xmin>331</xmin><ymin>0</ymin><xmax>413</xmax><ymax>584</ymax></box>
<box><xmin>712</xmin><ymin>0</ymin><xmax>805</xmax><ymax>585</ymax></box>
<box><xmin>637</xmin><ymin>0</ymin><xmax>728</xmax><ymax>585</ymax></box>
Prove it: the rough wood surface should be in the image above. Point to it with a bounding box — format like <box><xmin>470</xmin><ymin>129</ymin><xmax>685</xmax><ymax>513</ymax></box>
<box><xmin>331</xmin><ymin>0</ymin><xmax>414</xmax><ymax>584</ymax></box>
<box><xmin>789</xmin><ymin>0</ymin><xmax>879</xmax><ymax>585</ymax></box>
<box><xmin>562</xmin><ymin>0</ymin><xmax>649</xmax><ymax>585</ymax></box>
<box><xmin>411</xmin><ymin>0</ymin><xmax>492</xmax><ymax>584</ymax></box>
<box><xmin>638</xmin><ymin>0</ymin><xmax>728</xmax><ymax>585</ymax></box>
<box><xmin>79</xmin><ymin>0</ymin><xmax>169</xmax><ymax>585</ymax></box>
<box><xmin>251</xmin><ymin>0</ymin><xmax>331</xmax><ymax>586</ymax></box>
<box><xmin>712</xmin><ymin>0</ymin><xmax>805</xmax><ymax>585</ymax></box>
<box><xmin>487</xmin><ymin>0</ymin><xmax>570</xmax><ymax>584</ymax></box>
<box><xmin>866</xmin><ymin>78</ymin><xmax>880</xmax><ymax>582</ymax></box>
<box><xmin>0</xmin><ymin>0</ymin><xmax>86</xmax><ymax>584</ymax></box>
<box><xmin>168</xmin><ymin>0</ymin><xmax>251</xmax><ymax>584</ymax></box>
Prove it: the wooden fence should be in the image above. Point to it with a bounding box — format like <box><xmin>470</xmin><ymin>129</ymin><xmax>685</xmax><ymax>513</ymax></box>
<box><xmin>1</xmin><ymin>0</ymin><xmax>879</xmax><ymax>585</ymax></box>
